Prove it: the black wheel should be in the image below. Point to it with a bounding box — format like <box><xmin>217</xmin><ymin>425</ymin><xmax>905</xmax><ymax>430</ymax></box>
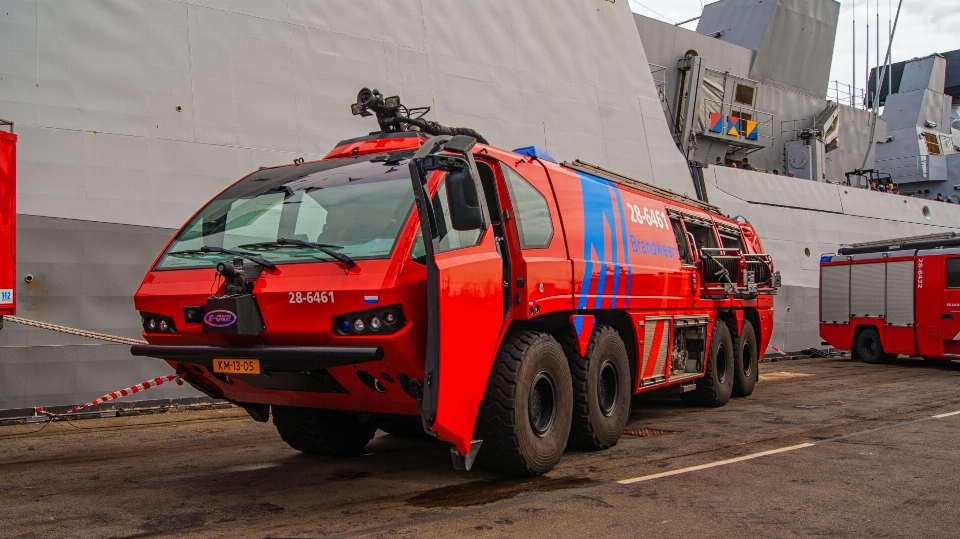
<box><xmin>272</xmin><ymin>406</ymin><xmax>376</xmax><ymax>456</ymax></box>
<box><xmin>682</xmin><ymin>321</ymin><xmax>735</xmax><ymax>407</ymax></box>
<box><xmin>563</xmin><ymin>326</ymin><xmax>631</xmax><ymax>450</ymax></box>
<box><xmin>855</xmin><ymin>327</ymin><xmax>896</xmax><ymax>364</ymax></box>
<box><xmin>475</xmin><ymin>331</ymin><xmax>573</xmax><ymax>476</ymax></box>
<box><xmin>732</xmin><ymin>320</ymin><xmax>758</xmax><ymax>397</ymax></box>
<box><xmin>377</xmin><ymin>414</ymin><xmax>427</xmax><ymax>438</ymax></box>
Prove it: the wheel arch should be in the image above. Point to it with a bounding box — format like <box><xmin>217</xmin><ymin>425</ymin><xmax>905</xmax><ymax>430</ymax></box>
<box><xmin>505</xmin><ymin>310</ymin><xmax>639</xmax><ymax>392</ymax></box>
<box><xmin>851</xmin><ymin>322</ymin><xmax>884</xmax><ymax>359</ymax></box>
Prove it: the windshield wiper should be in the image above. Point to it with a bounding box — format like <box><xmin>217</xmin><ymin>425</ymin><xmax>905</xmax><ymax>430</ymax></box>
<box><xmin>276</xmin><ymin>238</ymin><xmax>356</xmax><ymax>268</ymax></box>
<box><xmin>167</xmin><ymin>247</ymin><xmax>276</xmax><ymax>270</ymax></box>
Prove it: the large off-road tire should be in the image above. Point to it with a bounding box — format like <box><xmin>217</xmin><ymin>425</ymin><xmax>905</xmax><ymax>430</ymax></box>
<box><xmin>475</xmin><ymin>331</ymin><xmax>573</xmax><ymax>476</ymax></box>
<box><xmin>272</xmin><ymin>406</ymin><xmax>376</xmax><ymax>456</ymax></box>
<box><xmin>854</xmin><ymin>327</ymin><xmax>896</xmax><ymax>364</ymax></box>
<box><xmin>681</xmin><ymin>321</ymin><xmax>735</xmax><ymax>407</ymax></box>
<box><xmin>732</xmin><ymin>320</ymin><xmax>759</xmax><ymax>398</ymax></box>
<box><xmin>562</xmin><ymin>326</ymin><xmax>631</xmax><ymax>450</ymax></box>
<box><xmin>377</xmin><ymin>414</ymin><xmax>427</xmax><ymax>438</ymax></box>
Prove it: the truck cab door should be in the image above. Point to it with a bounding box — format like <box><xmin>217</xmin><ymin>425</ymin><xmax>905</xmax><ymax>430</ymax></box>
<box><xmin>408</xmin><ymin>136</ymin><xmax>506</xmax><ymax>458</ymax></box>
<box><xmin>941</xmin><ymin>257</ymin><xmax>960</xmax><ymax>355</ymax></box>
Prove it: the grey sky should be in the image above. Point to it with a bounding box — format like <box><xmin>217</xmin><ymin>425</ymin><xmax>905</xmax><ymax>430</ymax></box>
<box><xmin>628</xmin><ymin>0</ymin><xmax>960</xmax><ymax>96</ymax></box>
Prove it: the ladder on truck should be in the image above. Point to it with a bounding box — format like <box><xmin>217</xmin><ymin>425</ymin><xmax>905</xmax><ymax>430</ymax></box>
<box><xmin>837</xmin><ymin>232</ymin><xmax>960</xmax><ymax>255</ymax></box>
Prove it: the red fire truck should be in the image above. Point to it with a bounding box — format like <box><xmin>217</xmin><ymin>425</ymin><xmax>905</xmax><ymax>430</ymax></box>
<box><xmin>132</xmin><ymin>90</ymin><xmax>779</xmax><ymax>475</ymax></box>
<box><xmin>0</xmin><ymin>118</ymin><xmax>16</xmax><ymax>328</ymax></box>
<box><xmin>820</xmin><ymin>232</ymin><xmax>960</xmax><ymax>363</ymax></box>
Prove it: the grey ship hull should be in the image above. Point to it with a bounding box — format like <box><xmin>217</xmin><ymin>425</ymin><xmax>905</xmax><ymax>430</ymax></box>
<box><xmin>1</xmin><ymin>0</ymin><xmax>958</xmax><ymax>410</ymax></box>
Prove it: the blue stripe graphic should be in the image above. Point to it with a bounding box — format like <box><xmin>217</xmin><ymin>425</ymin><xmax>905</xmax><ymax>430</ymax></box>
<box><xmin>575</xmin><ymin>172</ymin><xmax>630</xmax><ymax>309</ymax></box>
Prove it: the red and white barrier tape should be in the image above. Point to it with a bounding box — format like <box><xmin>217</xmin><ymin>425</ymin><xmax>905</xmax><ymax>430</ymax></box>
<box><xmin>768</xmin><ymin>345</ymin><xmax>789</xmax><ymax>357</ymax></box>
<box><xmin>34</xmin><ymin>374</ymin><xmax>183</xmax><ymax>418</ymax></box>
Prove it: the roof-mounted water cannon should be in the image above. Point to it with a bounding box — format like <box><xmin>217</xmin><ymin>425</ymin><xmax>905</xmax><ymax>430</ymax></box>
<box><xmin>349</xmin><ymin>86</ymin><xmax>489</xmax><ymax>144</ymax></box>
<box><xmin>351</xmin><ymin>88</ymin><xmax>406</xmax><ymax>133</ymax></box>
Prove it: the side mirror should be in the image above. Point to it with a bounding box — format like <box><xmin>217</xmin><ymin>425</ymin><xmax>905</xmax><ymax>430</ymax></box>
<box><xmin>446</xmin><ymin>170</ymin><xmax>483</xmax><ymax>231</ymax></box>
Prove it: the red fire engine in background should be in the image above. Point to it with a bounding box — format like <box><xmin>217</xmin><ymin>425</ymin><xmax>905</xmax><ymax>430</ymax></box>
<box><xmin>0</xmin><ymin>118</ymin><xmax>16</xmax><ymax>328</ymax></box>
<box><xmin>820</xmin><ymin>232</ymin><xmax>960</xmax><ymax>363</ymax></box>
<box><xmin>132</xmin><ymin>89</ymin><xmax>779</xmax><ymax>475</ymax></box>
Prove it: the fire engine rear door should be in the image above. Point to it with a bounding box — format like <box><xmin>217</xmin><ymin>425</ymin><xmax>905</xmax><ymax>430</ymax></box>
<box><xmin>409</xmin><ymin>136</ymin><xmax>506</xmax><ymax>458</ymax></box>
<box><xmin>942</xmin><ymin>256</ymin><xmax>960</xmax><ymax>354</ymax></box>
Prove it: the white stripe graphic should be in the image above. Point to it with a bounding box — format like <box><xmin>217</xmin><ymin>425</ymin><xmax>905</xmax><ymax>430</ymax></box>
<box><xmin>617</xmin><ymin>443</ymin><xmax>816</xmax><ymax>485</ymax></box>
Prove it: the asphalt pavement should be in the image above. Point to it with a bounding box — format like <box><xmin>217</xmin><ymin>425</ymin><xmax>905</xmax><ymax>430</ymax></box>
<box><xmin>3</xmin><ymin>354</ymin><xmax>960</xmax><ymax>538</ymax></box>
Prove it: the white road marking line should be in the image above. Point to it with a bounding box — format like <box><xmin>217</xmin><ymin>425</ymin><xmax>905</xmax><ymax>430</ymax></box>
<box><xmin>932</xmin><ymin>410</ymin><xmax>960</xmax><ymax>419</ymax></box>
<box><xmin>617</xmin><ymin>443</ymin><xmax>816</xmax><ymax>485</ymax></box>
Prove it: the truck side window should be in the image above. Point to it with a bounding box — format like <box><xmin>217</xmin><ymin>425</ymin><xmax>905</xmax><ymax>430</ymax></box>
<box><xmin>720</xmin><ymin>233</ymin><xmax>743</xmax><ymax>250</ymax></box>
<box><xmin>499</xmin><ymin>164</ymin><xmax>553</xmax><ymax>249</ymax></box>
<box><xmin>947</xmin><ymin>259</ymin><xmax>960</xmax><ymax>288</ymax></box>
<box><xmin>682</xmin><ymin>221</ymin><xmax>718</xmax><ymax>250</ymax></box>
<box><xmin>669</xmin><ymin>216</ymin><xmax>693</xmax><ymax>264</ymax></box>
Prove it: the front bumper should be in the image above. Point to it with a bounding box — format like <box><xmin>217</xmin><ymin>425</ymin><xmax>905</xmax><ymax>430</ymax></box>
<box><xmin>130</xmin><ymin>344</ymin><xmax>383</xmax><ymax>371</ymax></box>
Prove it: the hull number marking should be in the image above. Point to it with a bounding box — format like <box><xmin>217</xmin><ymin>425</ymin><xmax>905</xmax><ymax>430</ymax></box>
<box><xmin>289</xmin><ymin>291</ymin><xmax>335</xmax><ymax>304</ymax></box>
<box><xmin>625</xmin><ymin>203</ymin><xmax>667</xmax><ymax>229</ymax></box>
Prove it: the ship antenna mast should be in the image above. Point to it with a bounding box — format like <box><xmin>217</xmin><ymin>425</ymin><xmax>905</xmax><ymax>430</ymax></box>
<box><xmin>852</xmin><ymin>0</ymin><xmax>856</xmax><ymax>107</ymax></box>
<box><xmin>859</xmin><ymin>0</ymin><xmax>904</xmax><ymax>171</ymax></box>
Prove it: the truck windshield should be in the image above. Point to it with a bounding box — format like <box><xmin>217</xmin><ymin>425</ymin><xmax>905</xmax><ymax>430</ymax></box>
<box><xmin>155</xmin><ymin>154</ymin><xmax>415</xmax><ymax>270</ymax></box>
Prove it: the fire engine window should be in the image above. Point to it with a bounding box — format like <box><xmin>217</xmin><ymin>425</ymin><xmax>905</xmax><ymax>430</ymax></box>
<box><xmin>410</xmin><ymin>231</ymin><xmax>426</xmax><ymax>264</ymax></box>
<box><xmin>683</xmin><ymin>221</ymin><xmax>718</xmax><ymax>251</ymax></box>
<box><xmin>720</xmin><ymin>233</ymin><xmax>743</xmax><ymax>250</ymax></box>
<box><xmin>432</xmin><ymin>173</ymin><xmax>482</xmax><ymax>253</ymax></box>
<box><xmin>670</xmin><ymin>217</ymin><xmax>693</xmax><ymax>264</ymax></box>
<box><xmin>154</xmin><ymin>152</ymin><xmax>416</xmax><ymax>270</ymax></box>
<box><xmin>947</xmin><ymin>259</ymin><xmax>960</xmax><ymax>288</ymax></box>
<box><xmin>500</xmin><ymin>164</ymin><xmax>553</xmax><ymax>249</ymax></box>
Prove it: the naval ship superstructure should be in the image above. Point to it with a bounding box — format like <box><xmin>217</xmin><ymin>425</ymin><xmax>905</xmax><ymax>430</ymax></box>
<box><xmin>1</xmin><ymin>0</ymin><xmax>959</xmax><ymax>412</ymax></box>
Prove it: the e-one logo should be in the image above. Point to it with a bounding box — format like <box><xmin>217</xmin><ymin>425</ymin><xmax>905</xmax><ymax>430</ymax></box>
<box><xmin>0</xmin><ymin>289</ymin><xmax>12</xmax><ymax>304</ymax></box>
<box><xmin>203</xmin><ymin>310</ymin><xmax>237</xmax><ymax>328</ymax></box>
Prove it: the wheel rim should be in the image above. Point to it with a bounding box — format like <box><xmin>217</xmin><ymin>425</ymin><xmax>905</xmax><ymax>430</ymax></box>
<box><xmin>862</xmin><ymin>334</ymin><xmax>878</xmax><ymax>357</ymax></box>
<box><xmin>742</xmin><ymin>341</ymin><xmax>753</xmax><ymax>377</ymax></box>
<box><xmin>528</xmin><ymin>372</ymin><xmax>558</xmax><ymax>438</ymax></box>
<box><xmin>716</xmin><ymin>344</ymin><xmax>728</xmax><ymax>383</ymax></box>
<box><xmin>597</xmin><ymin>359</ymin><xmax>619</xmax><ymax>417</ymax></box>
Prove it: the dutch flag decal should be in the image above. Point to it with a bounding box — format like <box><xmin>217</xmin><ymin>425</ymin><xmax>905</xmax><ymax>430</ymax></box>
<box><xmin>364</xmin><ymin>295</ymin><xmax>379</xmax><ymax>305</ymax></box>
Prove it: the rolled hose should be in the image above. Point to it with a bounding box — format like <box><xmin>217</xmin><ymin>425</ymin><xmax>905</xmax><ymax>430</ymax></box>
<box><xmin>383</xmin><ymin>117</ymin><xmax>489</xmax><ymax>145</ymax></box>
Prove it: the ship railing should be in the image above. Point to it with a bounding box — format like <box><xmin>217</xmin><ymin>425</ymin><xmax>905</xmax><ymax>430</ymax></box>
<box><xmin>649</xmin><ymin>64</ymin><xmax>668</xmax><ymax>103</ymax></box>
<box><xmin>827</xmin><ymin>81</ymin><xmax>868</xmax><ymax>110</ymax></box>
<box><xmin>697</xmin><ymin>99</ymin><xmax>775</xmax><ymax>147</ymax></box>
<box><xmin>780</xmin><ymin>117</ymin><xmax>818</xmax><ymax>143</ymax></box>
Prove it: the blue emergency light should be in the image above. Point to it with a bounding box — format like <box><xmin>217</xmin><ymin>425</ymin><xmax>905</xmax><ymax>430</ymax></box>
<box><xmin>513</xmin><ymin>146</ymin><xmax>557</xmax><ymax>163</ymax></box>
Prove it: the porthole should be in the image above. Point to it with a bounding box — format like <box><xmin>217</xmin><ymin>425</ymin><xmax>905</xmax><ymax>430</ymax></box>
<box><xmin>922</xmin><ymin>204</ymin><xmax>932</xmax><ymax>220</ymax></box>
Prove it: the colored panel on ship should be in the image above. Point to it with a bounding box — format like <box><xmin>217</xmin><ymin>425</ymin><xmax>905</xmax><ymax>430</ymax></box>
<box><xmin>709</xmin><ymin>112</ymin><xmax>724</xmax><ymax>133</ymax></box>
<box><xmin>727</xmin><ymin>116</ymin><xmax>740</xmax><ymax>136</ymax></box>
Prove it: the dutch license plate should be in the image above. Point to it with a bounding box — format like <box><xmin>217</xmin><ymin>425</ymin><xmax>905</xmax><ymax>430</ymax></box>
<box><xmin>212</xmin><ymin>358</ymin><xmax>260</xmax><ymax>374</ymax></box>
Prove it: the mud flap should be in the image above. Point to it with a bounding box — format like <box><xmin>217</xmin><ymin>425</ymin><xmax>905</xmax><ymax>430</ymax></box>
<box><xmin>450</xmin><ymin>440</ymin><xmax>483</xmax><ymax>471</ymax></box>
